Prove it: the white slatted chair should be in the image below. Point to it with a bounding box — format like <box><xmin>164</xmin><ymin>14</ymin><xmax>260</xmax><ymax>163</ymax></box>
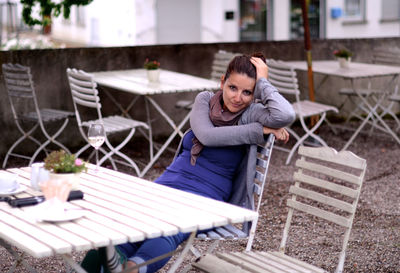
<box><xmin>194</xmin><ymin>145</ymin><xmax>367</xmax><ymax>273</ymax></box>
<box><xmin>180</xmin><ymin>134</ymin><xmax>275</xmax><ymax>273</ymax></box>
<box><xmin>339</xmin><ymin>48</ymin><xmax>400</xmax><ymax>132</ymax></box>
<box><xmin>175</xmin><ymin>50</ymin><xmax>240</xmax><ymax>111</ymax></box>
<box><xmin>388</xmin><ymin>93</ymin><xmax>400</xmax><ymax>132</ymax></box>
<box><xmin>210</xmin><ymin>50</ymin><xmax>242</xmax><ymax>82</ymax></box>
<box><xmin>2</xmin><ymin>63</ymin><xmax>75</xmax><ymax>168</ymax></box>
<box><xmin>267</xmin><ymin>59</ymin><xmax>338</xmax><ymax>165</ymax></box>
<box><xmin>66</xmin><ymin>68</ymin><xmax>148</xmax><ymax>176</ymax></box>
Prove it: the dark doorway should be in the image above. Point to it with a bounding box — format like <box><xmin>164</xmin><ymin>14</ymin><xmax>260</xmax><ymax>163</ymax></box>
<box><xmin>290</xmin><ymin>0</ymin><xmax>321</xmax><ymax>39</ymax></box>
<box><xmin>240</xmin><ymin>0</ymin><xmax>268</xmax><ymax>41</ymax></box>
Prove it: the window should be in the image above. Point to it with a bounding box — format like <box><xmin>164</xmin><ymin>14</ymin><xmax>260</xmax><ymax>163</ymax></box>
<box><xmin>344</xmin><ymin>0</ymin><xmax>365</xmax><ymax>21</ymax></box>
<box><xmin>381</xmin><ymin>0</ymin><xmax>400</xmax><ymax>21</ymax></box>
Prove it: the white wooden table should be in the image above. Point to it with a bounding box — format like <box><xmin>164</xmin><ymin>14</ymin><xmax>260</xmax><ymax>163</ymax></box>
<box><xmin>91</xmin><ymin>69</ymin><xmax>219</xmax><ymax>177</ymax></box>
<box><xmin>284</xmin><ymin>60</ymin><xmax>400</xmax><ymax>150</ymax></box>
<box><xmin>0</xmin><ymin>166</ymin><xmax>257</xmax><ymax>273</ymax></box>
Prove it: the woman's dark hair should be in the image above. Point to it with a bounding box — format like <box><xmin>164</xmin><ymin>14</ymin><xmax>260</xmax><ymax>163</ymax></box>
<box><xmin>224</xmin><ymin>52</ymin><xmax>266</xmax><ymax>81</ymax></box>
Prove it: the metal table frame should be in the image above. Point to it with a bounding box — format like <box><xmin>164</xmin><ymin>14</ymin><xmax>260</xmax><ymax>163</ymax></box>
<box><xmin>285</xmin><ymin>60</ymin><xmax>400</xmax><ymax>150</ymax></box>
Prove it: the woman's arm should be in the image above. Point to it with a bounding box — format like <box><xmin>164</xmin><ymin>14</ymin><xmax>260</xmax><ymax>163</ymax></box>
<box><xmin>243</xmin><ymin>58</ymin><xmax>295</xmax><ymax>128</ymax></box>
<box><xmin>241</xmin><ymin>78</ymin><xmax>296</xmax><ymax>128</ymax></box>
<box><xmin>190</xmin><ymin>91</ymin><xmax>266</xmax><ymax>146</ymax></box>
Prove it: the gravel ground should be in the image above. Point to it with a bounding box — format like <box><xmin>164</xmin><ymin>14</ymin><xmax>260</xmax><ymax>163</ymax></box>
<box><xmin>1</xmin><ymin>121</ymin><xmax>399</xmax><ymax>273</ymax></box>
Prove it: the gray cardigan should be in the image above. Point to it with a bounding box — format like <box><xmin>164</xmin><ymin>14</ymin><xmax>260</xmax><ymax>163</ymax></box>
<box><xmin>176</xmin><ymin>78</ymin><xmax>295</xmax><ymax>211</ymax></box>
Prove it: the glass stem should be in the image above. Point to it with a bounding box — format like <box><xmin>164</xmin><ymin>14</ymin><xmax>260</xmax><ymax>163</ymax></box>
<box><xmin>95</xmin><ymin>148</ymin><xmax>99</xmax><ymax>171</ymax></box>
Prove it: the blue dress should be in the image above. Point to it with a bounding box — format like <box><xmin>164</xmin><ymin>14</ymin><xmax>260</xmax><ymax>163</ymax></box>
<box><xmin>155</xmin><ymin>130</ymin><xmax>246</xmax><ymax>202</ymax></box>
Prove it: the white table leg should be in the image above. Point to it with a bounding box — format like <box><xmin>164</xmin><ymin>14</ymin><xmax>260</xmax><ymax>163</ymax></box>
<box><xmin>61</xmin><ymin>254</ymin><xmax>87</xmax><ymax>273</ymax></box>
<box><xmin>140</xmin><ymin>109</ymin><xmax>191</xmax><ymax>177</ymax></box>
<box><xmin>167</xmin><ymin>231</ymin><xmax>196</xmax><ymax>273</ymax></box>
<box><xmin>138</xmin><ymin>96</ymin><xmax>189</xmax><ymax>177</ymax></box>
<box><xmin>145</xmin><ymin>96</ymin><xmax>185</xmax><ymax>138</ymax></box>
<box><xmin>0</xmin><ymin>238</ymin><xmax>38</xmax><ymax>273</ymax></box>
<box><xmin>342</xmin><ymin>76</ymin><xmax>400</xmax><ymax>150</ymax></box>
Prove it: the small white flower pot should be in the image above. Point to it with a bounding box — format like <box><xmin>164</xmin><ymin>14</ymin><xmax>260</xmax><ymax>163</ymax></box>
<box><xmin>147</xmin><ymin>69</ymin><xmax>160</xmax><ymax>82</ymax></box>
<box><xmin>49</xmin><ymin>172</ymin><xmax>81</xmax><ymax>190</ymax></box>
<box><xmin>338</xmin><ymin>57</ymin><xmax>351</xmax><ymax>68</ymax></box>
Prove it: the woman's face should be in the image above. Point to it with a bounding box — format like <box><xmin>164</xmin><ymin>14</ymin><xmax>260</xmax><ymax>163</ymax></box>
<box><xmin>220</xmin><ymin>72</ymin><xmax>256</xmax><ymax>113</ymax></box>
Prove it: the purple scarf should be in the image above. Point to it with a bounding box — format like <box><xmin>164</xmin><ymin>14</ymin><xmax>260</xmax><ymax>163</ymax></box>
<box><xmin>190</xmin><ymin>90</ymin><xmax>246</xmax><ymax>165</ymax></box>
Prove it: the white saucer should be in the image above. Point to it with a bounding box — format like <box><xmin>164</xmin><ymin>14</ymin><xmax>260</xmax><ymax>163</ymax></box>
<box><xmin>32</xmin><ymin>201</ymin><xmax>85</xmax><ymax>223</ymax></box>
<box><xmin>37</xmin><ymin>209</ymin><xmax>85</xmax><ymax>223</ymax></box>
<box><xmin>0</xmin><ymin>184</ymin><xmax>27</xmax><ymax>197</ymax></box>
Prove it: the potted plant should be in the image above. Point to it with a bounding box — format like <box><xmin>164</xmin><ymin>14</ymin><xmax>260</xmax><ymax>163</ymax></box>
<box><xmin>144</xmin><ymin>58</ymin><xmax>161</xmax><ymax>82</ymax></box>
<box><xmin>44</xmin><ymin>150</ymin><xmax>87</xmax><ymax>189</ymax></box>
<box><xmin>333</xmin><ymin>49</ymin><xmax>353</xmax><ymax>68</ymax></box>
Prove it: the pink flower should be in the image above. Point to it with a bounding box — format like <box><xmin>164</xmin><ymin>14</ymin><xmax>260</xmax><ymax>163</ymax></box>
<box><xmin>75</xmin><ymin>158</ymin><xmax>83</xmax><ymax>166</ymax></box>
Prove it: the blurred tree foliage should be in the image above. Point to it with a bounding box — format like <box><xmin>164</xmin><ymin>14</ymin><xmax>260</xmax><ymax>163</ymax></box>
<box><xmin>20</xmin><ymin>0</ymin><xmax>93</xmax><ymax>26</ymax></box>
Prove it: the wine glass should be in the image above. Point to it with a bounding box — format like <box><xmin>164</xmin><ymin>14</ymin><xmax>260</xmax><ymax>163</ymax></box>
<box><xmin>87</xmin><ymin>123</ymin><xmax>106</xmax><ymax>172</ymax></box>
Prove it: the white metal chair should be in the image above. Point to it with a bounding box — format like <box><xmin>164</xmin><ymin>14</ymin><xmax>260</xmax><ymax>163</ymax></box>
<box><xmin>175</xmin><ymin>50</ymin><xmax>240</xmax><ymax>111</ymax></box>
<box><xmin>210</xmin><ymin>50</ymin><xmax>242</xmax><ymax>82</ymax></box>
<box><xmin>2</xmin><ymin>63</ymin><xmax>75</xmax><ymax>168</ymax></box>
<box><xmin>267</xmin><ymin>59</ymin><xmax>338</xmax><ymax>165</ymax></box>
<box><xmin>180</xmin><ymin>134</ymin><xmax>275</xmax><ymax>272</ymax></box>
<box><xmin>193</xmin><ymin>145</ymin><xmax>367</xmax><ymax>273</ymax></box>
<box><xmin>339</xmin><ymin>48</ymin><xmax>400</xmax><ymax>133</ymax></box>
<box><xmin>66</xmin><ymin>68</ymin><xmax>148</xmax><ymax>176</ymax></box>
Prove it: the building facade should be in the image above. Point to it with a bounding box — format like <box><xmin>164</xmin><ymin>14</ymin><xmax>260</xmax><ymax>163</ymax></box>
<box><xmin>48</xmin><ymin>0</ymin><xmax>400</xmax><ymax>47</ymax></box>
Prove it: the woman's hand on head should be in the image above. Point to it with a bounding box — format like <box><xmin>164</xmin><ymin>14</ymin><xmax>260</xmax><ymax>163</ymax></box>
<box><xmin>263</xmin><ymin>127</ymin><xmax>289</xmax><ymax>143</ymax></box>
<box><xmin>250</xmin><ymin>57</ymin><xmax>268</xmax><ymax>81</ymax></box>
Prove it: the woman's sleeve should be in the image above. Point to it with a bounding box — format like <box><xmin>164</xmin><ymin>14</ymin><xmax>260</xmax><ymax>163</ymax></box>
<box><xmin>243</xmin><ymin>78</ymin><xmax>296</xmax><ymax>128</ymax></box>
<box><xmin>190</xmin><ymin>91</ymin><xmax>265</xmax><ymax>146</ymax></box>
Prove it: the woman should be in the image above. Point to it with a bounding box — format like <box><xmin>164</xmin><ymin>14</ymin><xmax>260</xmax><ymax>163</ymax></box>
<box><xmin>82</xmin><ymin>53</ymin><xmax>295</xmax><ymax>273</ymax></box>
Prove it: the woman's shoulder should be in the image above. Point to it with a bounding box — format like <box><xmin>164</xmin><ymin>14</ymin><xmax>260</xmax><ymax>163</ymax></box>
<box><xmin>195</xmin><ymin>90</ymin><xmax>215</xmax><ymax>100</ymax></box>
<box><xmin>193</xmin><ymin>91</ymin><xmax>215</xmax><ymax>106</ymax></box>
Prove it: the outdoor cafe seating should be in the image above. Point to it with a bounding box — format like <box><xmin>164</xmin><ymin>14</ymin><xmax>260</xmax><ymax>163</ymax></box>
<box><xmin>181</xmin><ymin>134</ymin><xmax>275</xmax><ymax>272</ymax></box>
<box><xmin>338</xmin><ymin>48</ymin><xmax>400</xmax><ymax>132</ymax></box>
<box><xmin>266</xmin><ymin>59</ymin><xmax>338</xmax><ymax>164</ymax></box>
<box><xmin>66</xmin><ymin>68</ymin><xmax>149</xmax><ymax>176</ymax></box>
<box><xmin>2</xmin><ymin>63</ymin><xmax>74</xmax><ymax>169</ymax></box>
<box><xmin>193</xmin><ymin>145</ymin><xmax>367</xmax><ymax>273</ymax></box>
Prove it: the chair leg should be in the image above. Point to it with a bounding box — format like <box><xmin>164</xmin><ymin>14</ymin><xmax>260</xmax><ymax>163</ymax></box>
<box><xmin>99</xmin><ymin>128</ymin><xmax>141</xmax><ymax>176</ymax></box>
<box><xmin>324</xmin><ymin>118</ymin><xmax>338</xmax><ymax>135</ymax></box>
<box><xmin>345</xmin><ymin>95</ymin><xmax>371</xmax><ymax>123</ymax></box>
<box><xmin>74</xmin><ymin>143</ymin><xmax>92</xmax><ymax>158</ymax></box>
<box><xmin>166</xmin><ymin>231</ymin><xmax>196</xmax><ymax>273</ymax></box>
<box><xmin>2</xmin><ymin>124</ymin><xmax>41</xmax><ymax>168</ymax></box>
<box><xmin>286</xmin><ymin>113</ymin><xmax>327</xmax><ymax>165</ymax></box>
<box><xmin>29</xmin><ymin>118</ymin><xmax>71</xmax><ymax>165</ymax></box>
<box><xmin>0</xmin><ymin>238</ymin><xmax>38</xmax><ymax>273</ymax></box>
<box><xmin>375</xmin><ymin>99</ymin><xmax>400</xmax><ymax>132</ymax></box>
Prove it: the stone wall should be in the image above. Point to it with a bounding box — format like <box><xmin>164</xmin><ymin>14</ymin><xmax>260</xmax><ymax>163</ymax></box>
<box><xmin>1</xmin><ymin>37</ymin><xmax>399</xmax><ymax>156</ymax></box>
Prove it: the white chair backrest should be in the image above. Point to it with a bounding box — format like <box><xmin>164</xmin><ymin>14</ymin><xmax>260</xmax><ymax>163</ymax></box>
<box><xmin>2</xmin><ymin>63</ymin><xmax>42</xmax><ymax>121</ymax></box>
<box><xmin>281</xmin><ymin>146</ymin><xmax>367</xmax><ymax>273</ymax></box>
<box><xmin>67</xmin><ymin>68</ymin><xmax>100</xmax><ymax>109</ymax></box>
<box><xmin>210</xmin><ymin>50</ymin><xmax>241</xmax><ymax>82</ymax></box>
<box><xmin>2</xmin><ymin>63</ymin><xmax>35</xmax><ymax>99</ymax></box>
<box><xmin>372</xmin><ymin>47</ymin><xmax>400</xmax><ymax>66</ymax></box>
<box><xmin>253</xmin><ymin>134</ymin><xmax>275</xmax><ymax>214</ymax></box>
<box><xmin>266</xmin><ymin>59</ymin><xmax>301</xmax><ymax>101</ymax></box>
<box><xmin>246</xmin><ymin>134</ymin><xmax>275</xmax><ymax>251</ymax></box>
<box><xmin>66</xmin><ymin>68</ymin><xmax>103</xmax><ymax>127</ymax></box>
